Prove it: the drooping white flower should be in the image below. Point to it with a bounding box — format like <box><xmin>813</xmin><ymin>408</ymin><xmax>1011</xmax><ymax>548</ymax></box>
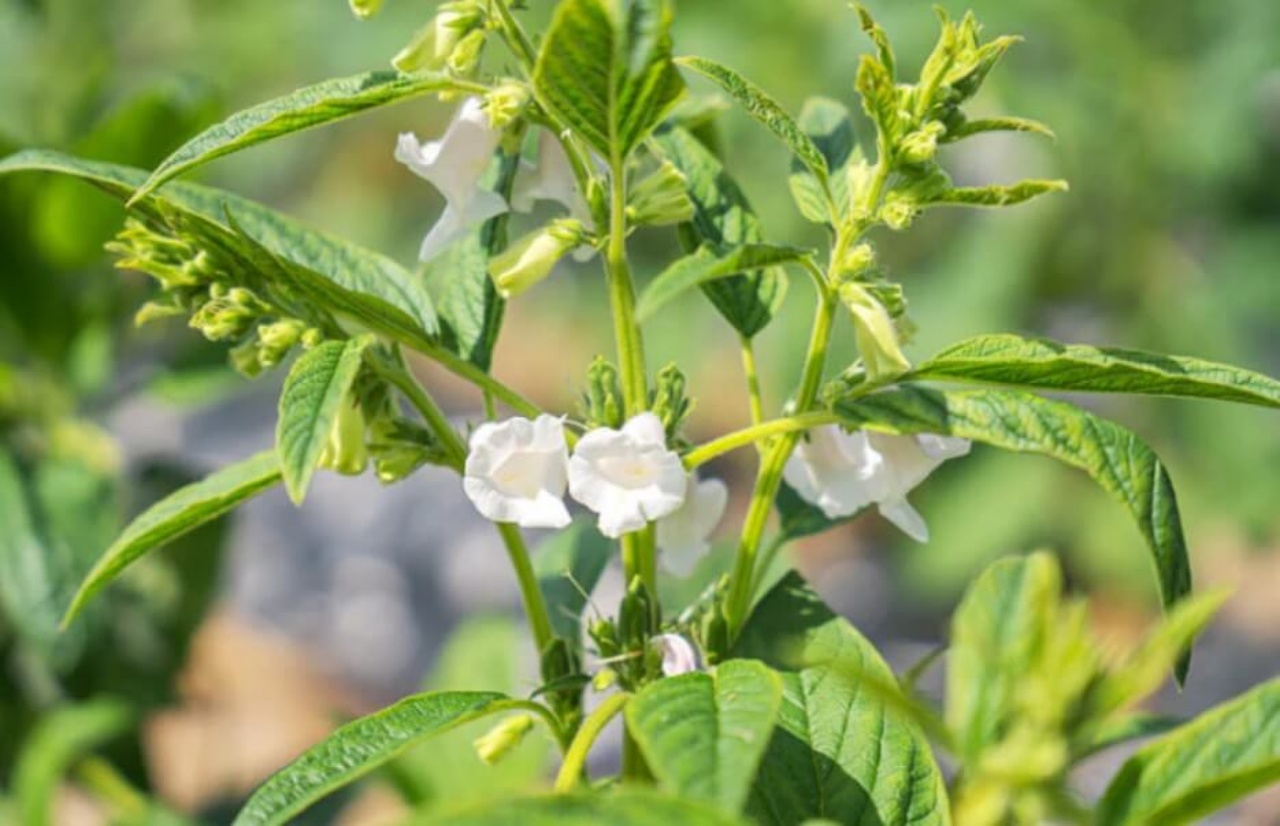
<box><xmin>653</xmin><ymin>633</ymin><xmax>701</xmax><ymax>677</ymax></box>
<box><xmin>511</xmin><ymin>131</ymin><xmax>596</xmax><ymax>262</ymax></box>
<box><xmin>656</xmin><ymin>474</ymin><xmax>728</xmax><ymax>577</ymax></box>
<box><xmin>395</xmin><ymin>97</ymin><xmax>508</xmax><ymax>263</ymax></box>
<box><xmin>568</xmin><ymin>413</ymin><xmax>686</xmax><ymax>538</ymax></box>
<box><xmin>463</xmin><ymin>415</ymin><xmax>571</xmax><ymax>529</ymax></box>
<box><xmin>783</xmin><ymin>425</ymin><xmax>970</xmax><ymax>542</ymax></box>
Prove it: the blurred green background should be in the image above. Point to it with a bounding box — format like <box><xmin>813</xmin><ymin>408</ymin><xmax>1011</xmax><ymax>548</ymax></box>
<box><xmin>1</xmin><ymin>0</ymin><xmax>1278</xmax><ymax>821</ymax></box>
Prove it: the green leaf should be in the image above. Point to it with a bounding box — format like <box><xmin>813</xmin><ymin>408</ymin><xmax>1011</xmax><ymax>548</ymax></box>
<box><xmin>925</xmin><ymin>179</ymin><xmax>1068</xmax><ymax>208</ymax></box>
<box><xmin>276</xmin><ymin>337</ymin><xmax>372</xmax><ymax>504</ymax></box>
<box><xmin>14</xmin><ymin>700</ymin><xmax>133</xmax><ymax>826</ymax></box>
<box><xmin>628</xmin><ymin>660</ymin><xmax>782</xmax><ymax>814</ymax></box>
<box><xmin>833</xmin><ymin>386</ymin><xmax>1193</xmax><ymax>660</ymax></box>
<box><xmin>789</xmin><ymin>97</ymin><xmax>855</xmax><ymax>224</ymax></box>
<box><xmin>637</xmin><ymin>244</ymin><xmax>810</xmax><ymax>323</ymax></box>
<box><xmin>1097</xmin><ymin>678</ymin><xmax>1280</xmax><ymax>825</ymax></box>
<box><xmin>0</xmin><ymin>150</ymin><xmax>439</xmax><ymax>347</ymax></box>
<box><xmin>678</xmin><ymin>56</ymin><xmax>829</xmax><ymax>190</ymax></box>
<box><xmin>410</xmin><ymin>790</ymin><xmax>747</xmax><ymax>825</ymax></box>
<box><xmin>915</xmin><ymin>333</ymin><xmax>1280</xmax><ymax>409</ymax></box>
<box><xmin>0</xmin><ymin>450</ymin><xmax>70</xmax><ymax>656</ymax></box>
<box><xmin>232</xmin><ymin>691</ymin><xmax>537</xmax><ymax>826</ymax></box>
<box><xmin>533</xmin><ymin>0</ymin><xmax>686</xmax><ymax>160</ymax></box>
<box><xmin>733</xmin><ymin>572</ymin><xmax>950</xmax><ymax>825</ymax></box>
<box><xmin>651</xmin><ymin>127</ymin><xmax>787</xmax><ymax>338</ymax></box>
<box><xmin>1080</xmin><ymin>714</ymin><xmax>1184</xmax><ymax>761</ymax></box>
<box><xmin>131</xmin><ymin>71</ymin><xmax>472</xmax><ymax>204</ymax></box>
<box><xmin>775</xmin><ymin>483</ymin><xmax>864</xmax><ymax>543</ymax></box>
<box><xmin>534</xmin><ymin>519</ymin><xmax>613</xmax><ymax>645</ymax></box>
<box><xmin>64</xmin><ymin>451</ymin><xmax>282</xmax><ymax>626</ymax></box>
<box><xmin>943</xmin><ymin>117</ymin><xmax>1055</xmax><ymax>142</ymax></box>
<box><xmin>946</xmin><ymin>553</ymin><xmax>1062</xmax><ymax>763</ymax></box>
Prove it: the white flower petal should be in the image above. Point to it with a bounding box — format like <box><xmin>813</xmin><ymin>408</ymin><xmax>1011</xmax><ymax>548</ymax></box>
<box><xmin>657</xmin><ymin>476</ymin><xmax>728</xmax><ymax>577</ymax></box>
<box><xmin>783</xmin><ymin>426</ymin><xmax>885</xmax><ymax>518</ymax></box>
<box><xmin>463</xmin><ymin>415</ymin><xmax>570</xmax><ymax>529</ymax></box>
<box><xmin>878</xmin><ymin>498</ymin><xmax>929</xmax><ymax>542</ymax></box>
<box><xmin>512</xmin><ymin>130</ymin><xmax>592</xmax><ymax>225</ymax></box>
<box><xmin>653</xmin><ymin>634</ymin><xmax>701</xmax><ymax>676</ymax></box>
<box><xmin>621</xmin><ymin>411</ymin><xmax>668</xmax><ymax>447</ymax></box>
<box><xmin>917</xmin><ymin>433</ymin><xmax>971</xmax><ymax>461</ymax></box>
<box><xmin>568</xmin><ymin>414</ymin><xmax>687</xmax><ymax>539</ymax></box>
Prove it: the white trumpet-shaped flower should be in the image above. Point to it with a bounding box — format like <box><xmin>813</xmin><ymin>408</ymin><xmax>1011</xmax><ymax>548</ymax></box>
<box><xmin>512</xmin><ymin>131</ymin><xmax>596</xmax><ymax>262</ymax></box>
<box><xmin>656</xmin><ymin>474</ymin><xmax>728</xmax><ymax>577</ymax></box>
<box><xmin>653</xmin><ymin>634</ymin><xmax>701</xmax><ymax>677</ymax></box>
<box><xmin>783</xmin><ymin>425</ymin><xmax>970</xmax><ymax>542</ymax></box>
<box><xmin>395</xmin><ymin>97</ymin><xmax>508</xmax><ymax>263</ymax></box>
<box><xmin>568</xmin><ymin>413</ymin><xmax>686</xmax><ymax>538</ymax></box>
<box><xmin>463</xmin><ymin>415</ymin><xmax>571</xmax><ymax>529</ymax></box>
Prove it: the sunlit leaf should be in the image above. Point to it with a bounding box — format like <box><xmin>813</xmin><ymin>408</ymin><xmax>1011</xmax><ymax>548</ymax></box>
<box><xmin>409</xmin><ymin>790</ymin><xmax>747</xmax><ymax>825</ymax></box>
<box><xmin>636</xmin><ymin>244</ymin><xmax>810</xmax><ymax>323</ymax></box>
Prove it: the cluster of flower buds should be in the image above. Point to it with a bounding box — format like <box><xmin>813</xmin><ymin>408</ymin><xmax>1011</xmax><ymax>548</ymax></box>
<box><xmin>392</xmin><ymin>1</ymin><xmax>488</xmax><ymax>77</ymax></box>
<box><xmin>109</xmin><ymin>219</ymin><xmax>325</xmax><ymax>379</ymax></box>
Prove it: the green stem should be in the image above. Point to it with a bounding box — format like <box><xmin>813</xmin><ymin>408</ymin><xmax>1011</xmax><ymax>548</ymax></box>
<box><xmin>683</xmin><ymin>411</ymin><xmax>839</xmax><ymax>469</ymax></box>
<box><xmin>492</xmin><ymin>0</ymin><xmax>537</xmax><ymax>70</ymax></box>
<box><xmin>553</xmin><ymin>692</ymin><xmax>629</xmax><ymax>791</ymax></box>
<box><xmin>496</xmin><ymin>522</ymin><xmax>556</xmax><ymax>658</ymax></box>
<box><xmin>76</xmin><ymin>757</ymin><xmax>146</xmax><ymax>821</ymax></box>
<box><xmin>378</xmin><ymin>357</ymin><xmax>467</xmax><ymax>471</ymax></box>
<box><xmin>605</xmin><ymin>164</ymin><xmax>648</xmax><ymax>415</ymax></box>
<box><xmin>740</xmin><ymin>335</ymin><xmax>765</xmax><ymax>430</ymax></box>
<box><xmin>422</xmin><ymin>342</ymin><xmax>541</xmax><ymax>418</ymax></box>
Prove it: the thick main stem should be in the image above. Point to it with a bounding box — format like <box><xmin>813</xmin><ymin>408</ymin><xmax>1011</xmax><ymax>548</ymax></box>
<box><xmin>553</xmin><ymin>692</ymin><xmax>629</xmax><ymax>791</ymax></box>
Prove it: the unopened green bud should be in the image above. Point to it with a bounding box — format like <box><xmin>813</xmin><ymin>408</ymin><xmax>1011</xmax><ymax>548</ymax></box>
<box><xmin>484</xmin><ymin>83</ymin><xmax>530</xmax><ymax>130</ymax></box>
<box><xmin>473</xmin><ymin>714</ymin><xmax>535</xmax><ymax>766</ymax></box>
<box><xmin>582</xmin><ymin>357</ymin><xmax>624</xmax><ymax>429</ymax></box>
<box><xmin>348</xmin><ymin>0</ymin><xmax>384</xmax><ymax>20</ymax></box>
<box><xmin>368</xmin><ymin>417</ymin><xmax>445</xmax><ymax>483</ymax></box>
<box><xmin>627</xmin><ymin>161</ymin><xmax>695</xmax><ymax>227</ymax></box>
<box><xmin>591</xmin><ymin>668</ymin><xmax>618</xmax><ymax>692</ymax></box>
<box><xmin>898</xmin><ymin>122</ymin><xmax>946</xmax><ymax>166</ymax></box>
<box><xmin>230</xmin><ymin>339</ymin><xmax>266</xmax><ymax>378</ymax></box>
<box><xmin>257</xmin><ymin>319</ymin><xmax>308</xmax><ymax>367</ymax></box>
<box><xmin>650</xmin><ymin>363</ymin><xmax>691</xmax><ymax>440</ymax></box>
<box><xmin>619</xmin><ymin>577</ymin><xmax>659</xmax><ymax>648</ymax></box>
<box><xmin>134</xmin><ymin>299</ymin><xmax>186</xmax><ymax>327</ymax></box>
<box><xmin>301</xmin><ymin>327</ymin><xmax>325</xmax><ymax>349</ymax></box>
<box><xmin>488</xmin><ymin>219</ymin><xmax>588</xmax><ymax>299</ymax></box>
<box><xmin>190</xmin><ymin>297</ymin><xmax>257</xmax><ymax>342</ymax></box>
<box><xmin>839</xmin><ymin>282</ymin><xmax>911</xmax><ymax>379</ymax></box>
<box><xmin>447</xmin><ymin>28</ymin><xmax>487</xmax><ymax>76</ymax></box>
<box><xmin>392</xmin><ymin>4</ymin><xmax>482</xmax><ymax>73</ymax></box>
<box><xmin>319</xmin><ymin>399</ymin><xmax>369</xmax><ymax>476</ymax></box>
<box><xmin>880</xmin><ymin>195</ymin><xmax>918</xmax><ymax>231</ymax></box>
<box><xmin>836</xmin><ymin>244</ymin><xmax>877</xmax><ymax>281</ymax></box>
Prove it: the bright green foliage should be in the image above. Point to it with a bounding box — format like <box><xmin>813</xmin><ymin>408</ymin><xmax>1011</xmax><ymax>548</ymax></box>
<box><xmin>63</xmin><ymin>451</ymin><xmax>282</xmax><ymax>625</ymax></box>
<box><xmin>276</xmin><ymin>336</ymin><xmax>372</xmax><ymax>504</ymax></box>
<box><xmin>1097</xmin><ymin>678</ymin><xmax>1280</xmax><ymax>825</ymax></box>
<box><xmin>733</xmin><ymin>573</ymin><xmax>950</xmax><ymax>825</ymax></box>
<box><xmin>789</xmin><ymin>97</ymin><xmax>855</xmax><ymax>224</ymax></box>
<box><xmin>232</xmin><ymin>692</ymin><xmax>544</xmax><ymax>826</ymax></box>
<box><xmin>678</xmin><ymin>57</ymin><xmax>830</xmax><ymax>196</ymax></box>
<box><xmin>533</xmin><ymin>0</ymin><xmax>686</xmax><ymax>161</ymax></box>
<box><xmin>915</xmin><ymin>333</ymin><xmax>1280</xmax><ymax>408</ymax></box>
<box><xmin>927</xmin><ymin>181</ymin><xmax>1069</xmax><ymax>208</ymax></box>
<box><xmin>627</xmin><ymin>659</ymin><xmax>782</xmax><ymax>814</ymax></box>
<box><xmin>13</xmin><ymin>700</ymin><xmax>132</xmax><ymax>826</ymax></box>
<box><xmin>130</xmin><ymin>71</ymin><xmax>474</xmax><ymax>204</ymax></box>
<box><xmin>651</xmin><ymin>127</ymin><xmax>788</xmax><ymax>337</ymax></box>
<box><xmin>410</xmin><ymin>790</ymin><xmax>747</xmax><ymax>825</ymax></box>
<box><xmin>942</xmin><ymin>117</ymin><xmax>1054</xmax><ymax>142</ymax></box>
<box><xmin>534</xmin><ymin>519</ymin><xmax>614</xmax><ymax>645</ymax></box>
<box><xmin>636</xmin><ymin>244</ymin><xmax>811</xmax><ymax>323</ymax></box>
<box><xmin>833</xmin><ymin>387</ymin><xmax>1192</xmax><ymax>634</ymax></box>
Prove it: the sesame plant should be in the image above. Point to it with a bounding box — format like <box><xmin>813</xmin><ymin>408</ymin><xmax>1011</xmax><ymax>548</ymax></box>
<box><xmin>2</xmin><ymin>1</ymin><xmax>1279</xmax><ymax>823</ymax></box>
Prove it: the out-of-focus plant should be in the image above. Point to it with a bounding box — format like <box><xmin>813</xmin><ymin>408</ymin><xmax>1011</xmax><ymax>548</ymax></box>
<box><xmin>2</xmin><ymin>1</ymin><xmax>1279</xmax><ymax>823</ymax></box>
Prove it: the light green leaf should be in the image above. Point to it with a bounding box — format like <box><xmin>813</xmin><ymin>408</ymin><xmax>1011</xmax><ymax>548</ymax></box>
<box><xmin>0</xmin><ymin>450</ymin><xmax>70</xmax><ymax>656</ymax></box>
<box><xmin>943</xmin><ymin>117</ymin><xmax>1055</xmax><ymax>142</ymax></box>
<box><xmin>410</xmin><ymin>790</ymin><xmax>747</xmax><ymax>825</ymax></box>
<box><xmin>1097</xmin><ymin>678</ymin><xmax>1280</xmax><ymax>825</ymax></box>
<box><xmin>651</xmin><ymin>127</ymin><xmax>787</xmax><ymax>337</ymax></box>
<box><xmin>276</xmin><ymin>336</ymin><xmax>372</xmax><ymax>504</ymax></box>
<box><xmin>678</xmin><ymin>56</ymin><xmax>829</xmax><ymax>190</ymax></box>
<box><xmin>925</xmin><ymin>179</ymin><xmax>1068</xmax><ymax>208</ymax></box>
<box><xmin>232</xmin><ymin>691</ymin><xmax>539</xmax><ymax>826</ymax></box>
<box><xmin>534</xmin><ymin>519</ymin><xmax>613</xmax><ymax>645</ymax></box>
<box><xmin>533</xmin><ymin>0</ymin><xmax>686</xmax><ymax>160</ymax></box>
<box><xmin>946</xmin><ymin>553</ymin><xmax>1062</xmax><ymax>763</ymax></box>
<box><xmin>131</xmin><ymin>71</ymin><xmax>473</xmax><ymax>203</ymax></box>
<box><xmin>628</xmin><ymin>660</ymin><xmax>782</xmax><ymax>814</ymax></box>
<box><xmin>833</xmin><ymin>386</ymin><xmax>1193</xmax><ymax>661</ymax></box>
<box><xmin>1080</xmin><ymin>714</ymin><xmax>1184</xmax><ymax>761</ymax></box>
<box><xmin>733</xmin><ymin>572</ymin><xmax>951</xmax><ymax>825</ymax></box>
<box><xmin>637</xmin><ymin>244</ymin><xmax>810</xmax><ymax>323</ymax></box>
<box><xmin>0</xmin><ymin>150</ymin><xmax>439</xmax><ymax>346</ymax></box>
<box><xmin>915</xmin><ymin>333</ymin><xmax>1280</xmax><ymax>409</ymax></box>
<box><xmin>64</xmin><ymin>451</ymin><xmax>281</xmax><ymax>625</ymax></box>
<box><xmin>14</xmin><ymin>700</ymin><xmax>133</xmax><ymax>826</ymax></box>
<box><xmin>789</xmin><ymin>97</ymin><xmax>854</xmax><ymax>224</ymax></box>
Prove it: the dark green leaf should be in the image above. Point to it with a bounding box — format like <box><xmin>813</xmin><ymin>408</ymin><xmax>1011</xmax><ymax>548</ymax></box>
<box><xmin>410</xmin><ymin>790</ymin><xmax>747</xmax><ymax>825</ymax></box>
<box><xmin>651</xmin><ymin>127</ymin><xmax>787</xmax><ymax>338</ymax></box>
<box><xmin>733</xmin><ymin>572</ymin><xmax>950</xmax><ymax>825</ymax></box>
<box><xmin>637</xmin><ymin>244</ymin><xmax>810</xmax><ymax>323</ymax></box>
<box><xmin>834</xmin><ymin>386</ymin><xmax>1193</xmax><ymax>665</ymax></box>
<box><xmin>628</xmin><ymin>659</ymin><xmax>782</xmax><ymax>814</ymax></box>
<box><xmin>64</xmin><ymin>451</ymin><xmax>281</xmax><ymax>625</ymax></box>
<box><xmin>1097</xmin><ymin>678</ymin><xmax>1280</xmax><ymax>825</ymax></box>
<box><xmin>678</xmin><ymin>56</ymin><xmax>829</xmax><ymax>189</ymax></box>
<box><xmin>534</xmin><ymin>0</ymin><xmax>686</xmax><ymax>160</ymax></box>
<box><xmin>915</xmin><ymin>334</ymin><xmax>1280</xmax><ymax>409</ymax></box>
<box><xmin>132</xmin><ymin>71</ymin><xmax>473</xmax><ymax>203</ymax></box>
<box><xmin>775</xmin><ymin>483</ymin><xmax>865</xmax><ymax>543</ymax></box>
<box><xmin>534</xmin><ymin>519</ymin><xmax>613</xmax><ymax>645</ymax></box>
<box><xmin>0</xmin><ymin>450</ymin><xmax>71</xmax><ymax>656</ymax></box>
<box><xmin>276</xmin><ymin>337</ymin><xmax>372</xmax><ymax>504</ymax></box>
<box><xmin>232</xmin><ymin>692</ymin><xmax>535</xmax><ymax>826</ymax></box>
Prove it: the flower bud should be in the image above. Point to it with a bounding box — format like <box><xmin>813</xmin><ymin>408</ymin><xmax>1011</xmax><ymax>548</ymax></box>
<box><xmin>230</xmin><ymin>339</ymin><xmax>266</xmax><ymax>378</ymax></box>
<box><xmin>626</xmin><ymin>161</ymin><xmax>695</xmax><ymax>227</ymax></box>
<box><xmin>189</xmin><ymin>297</ymin><xmax>257</xmax><ymax>342</ymax></box>
<box><xmin>581</xmin><ymin>356</ymin><xmax>624</xmax><ymax>429</ymax></box>
<box><xmin>134</xmin><ymin>299</ymin><xmax>186</xmax><ymax>327</ymax></box>
<box><xmin>484</xmin><ymin>83</ymin><xmax>531</xmax><ymax>130</ymax></box>
<box><xmin>836</xmin><ymin>243</ymin><xmax>877</xmax><ymax>282</ymax></box>
<box><xmin>392</xmin><ymin>4</ymin><xmax>482</xmax><ymax>73</ymax></box>
<box><xmin>838</xmin><ymin>282</ymin><xmax>911</xmax><ymax>379</ymax></box>
<box><xmin>898</xmin><ymin>122</ymin><xmax>946</xmax><ymax>166</ymax></box>
<box><xmin>446</xmin><ymin>28</ymin><xmax>487</xmax><ymax>76</ymax></box>
<box><xmin>473</xmin><ymin>714</ymin><xmax>535</xmax><ymax>766</ymax></box>
<box><xmin>591</xmin><ymin>668</ymin><xmax>618</xmax><ymax>692</ymax></box>
<box><xmin>348</xmin><ymin>0</ymin><xmax>384</xmax><ymax>20</ymax></box>
<box><xmin>488</xmin><ymin>219</ymin><xmax>588</xmax><ymax>299</ymax></box>
<box><xmin>319</xmin><ymin>399</ymin><xmax>369</xmax><ymax>476</ymax></box>
<box><xmin>880</xmin><ymin>195</ymin><xmax>918</xmax><ymax>231</ymax></box>
<box><xmin>650</xmin><ymin>363</ymin><xmax>691</xmax><ymax>440</ymax></box>
<box><xmin>257</xmin><ymin>319</ymin><xmax>308</xmax><ymax>367</ymax></box>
